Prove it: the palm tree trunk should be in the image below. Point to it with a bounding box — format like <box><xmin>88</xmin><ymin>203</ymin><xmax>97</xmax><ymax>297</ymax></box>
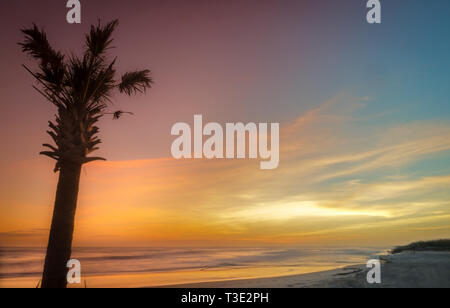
<box><xmin>41</xmin><ymin>162</ymin><xmax>82</xmax><ymax>288</ymax></box>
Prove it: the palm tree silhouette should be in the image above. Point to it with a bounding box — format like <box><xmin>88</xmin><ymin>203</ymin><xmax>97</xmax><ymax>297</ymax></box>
<box><xmin>20</xmin><ymin>20</ymin><xmax>153</xmax><ymax>288</ymax></box>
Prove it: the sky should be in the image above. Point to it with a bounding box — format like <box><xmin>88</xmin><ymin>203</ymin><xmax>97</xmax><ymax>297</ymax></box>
<box><xmin>0</xmin><ymin>0</ymin><xmax>449</xmax><ymax>247</ymax></box>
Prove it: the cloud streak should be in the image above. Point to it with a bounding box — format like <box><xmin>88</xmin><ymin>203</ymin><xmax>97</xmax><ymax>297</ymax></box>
<box><xmin>2</xmin><ymin>94</ymin><xmax>450</xmax><ymax>246</ymax></box>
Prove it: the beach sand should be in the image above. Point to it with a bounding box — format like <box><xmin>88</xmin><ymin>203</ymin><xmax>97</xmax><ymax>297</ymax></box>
<box><xmin>159</xmin><ymin>252</ymin><xmax>450</xmax><ymax>288</ymax></box>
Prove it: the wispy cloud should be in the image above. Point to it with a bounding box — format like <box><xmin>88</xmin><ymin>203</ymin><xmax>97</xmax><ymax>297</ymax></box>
<box><xmin>0</xmin><ymin>228</ymin><xmax>47</xmax><ymax>239</ymax></box>
<box><xmin>3</xmin><ymin>94</ymin><xmax>450</xmax><ymax>246</ymax></box>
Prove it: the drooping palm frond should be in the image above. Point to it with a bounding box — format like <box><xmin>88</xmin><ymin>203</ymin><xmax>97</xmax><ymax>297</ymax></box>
<box><xmin>85</xmin><ymin>19</ymin><xmax>119</xmax><ymax>57</ymax></box>
<box><xmin>119</xmin><ymin>70</ymin><xmax>153</xmax><ymax>95</ymax></box>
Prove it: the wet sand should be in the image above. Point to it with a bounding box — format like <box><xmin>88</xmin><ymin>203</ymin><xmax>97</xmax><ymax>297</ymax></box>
<box><xmin>159</xmin><ymin>252</ymin><xmax>450</xmax><ymax>288</ymax></box>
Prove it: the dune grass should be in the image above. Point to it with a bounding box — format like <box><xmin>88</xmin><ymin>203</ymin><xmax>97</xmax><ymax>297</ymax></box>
<box><xmin>391</xmin><ymin>239</ymin><xmax>450</xmax><ymax>254</ymax></box>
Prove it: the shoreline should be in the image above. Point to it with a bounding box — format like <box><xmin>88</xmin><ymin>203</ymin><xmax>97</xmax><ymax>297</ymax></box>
<box><xmin>1</xmin><ymin>248</ymin><xmax>448</xmax><ymax>288</ymax></box>
<box><xmin>155</xmin><ymin>251</ymin><xmax>450</xmax><ymax>288</ymax></box>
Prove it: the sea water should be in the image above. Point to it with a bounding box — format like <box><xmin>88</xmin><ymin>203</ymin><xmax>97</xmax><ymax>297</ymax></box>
<box><xmin>0</xmin><ymin>246</ymin><xmax>383</xmax><ymax>288</ymax></box>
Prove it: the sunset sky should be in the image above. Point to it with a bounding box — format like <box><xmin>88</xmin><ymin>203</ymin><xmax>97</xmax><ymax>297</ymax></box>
<box><xmin>0</xmin><ymin>0</ymin><xmax>449</xmax><ymax>247</ymax></box>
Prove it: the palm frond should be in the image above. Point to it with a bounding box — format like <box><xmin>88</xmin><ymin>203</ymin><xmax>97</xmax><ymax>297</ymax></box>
<box><xmin>87</xmin><ymin>59</ymin><xmax>116</xmax><ymax>108</ymax></box>
<box><xmin>85</xmin><ymin>20</ymin><xmax>119</xmax><ymax>57</ymax></box>
<box><xmin>19</xmin><ymin>24</ymin><xmax>62</xmax><ymax>65</ymax></box>
<box><xmin>118</xmin><ymin>70</ymin><xmax>153</xmax><ymax>95</ymax></box>
<box><xmin>19</xmin><ymin>24</ymin><xmax>65</xmax><ymax>90</ymax></box>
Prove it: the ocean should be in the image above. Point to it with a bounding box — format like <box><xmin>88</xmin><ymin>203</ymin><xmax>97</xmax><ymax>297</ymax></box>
<box><xmin>0</xmin><ymin>246</ymin><xmax>384</xmax><ymax>288</ymax></box>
